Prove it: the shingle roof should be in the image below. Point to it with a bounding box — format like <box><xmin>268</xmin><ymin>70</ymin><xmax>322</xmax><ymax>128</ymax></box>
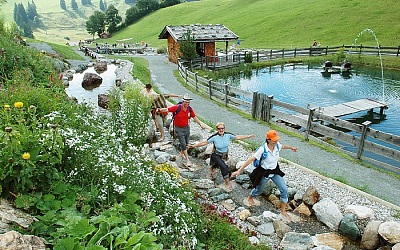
<box><xmin>158</xmin><ymin>24</ymin><xmax>239</xmax><ymax>42</ymax></box>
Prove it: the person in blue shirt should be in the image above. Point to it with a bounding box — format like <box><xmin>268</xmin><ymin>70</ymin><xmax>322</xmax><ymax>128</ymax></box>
<box><xmin>188</xmin><ymin>122</ymin><xmax>255</xmax><ymax>191</ymax></box>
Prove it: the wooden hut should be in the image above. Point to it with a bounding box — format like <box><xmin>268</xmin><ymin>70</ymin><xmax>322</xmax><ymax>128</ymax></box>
<box><xmin>158</xmin><ymin>24</ymin><xmax>239</xmax><ymax>63</ymax></box>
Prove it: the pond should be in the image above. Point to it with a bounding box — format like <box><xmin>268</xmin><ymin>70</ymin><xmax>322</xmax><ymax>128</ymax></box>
<box><xmin>220</xmin><ymin>64</ymin><xmax>400</xmax><ymax>167</ymax></box>
<box><xmin>65</xmin><ymin>64</ymin><xmax>117</xmax><ymax>106</ymax></box>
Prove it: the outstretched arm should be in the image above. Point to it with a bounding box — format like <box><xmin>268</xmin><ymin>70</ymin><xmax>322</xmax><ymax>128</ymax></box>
<box><xmin>231</xmin><ymin>155</ymin><xmax>256</xmax><ymax>178</ymax></box>
<box><xmin>281</xmin><ymin>145</ymin><xmax>298</xmax><ymax>152</ymax></box>
<box><xmin>166</xmin><ymin>94</ymin><xmax>183</xmax><ymax>98</ymax></box>
<box><xmin>187</xmin><ymin>140</ymin><xmax>208</xmax><ymax>149</ymax></box>
<box><xmin>234</xmin><ymin>134</ymin><xmax>255</xmax><ymax>140</ymax></box>
<box><xmin>193</xmin><ymin>116</ymin><xmax>206</xmax><ymax>129</ymax></box>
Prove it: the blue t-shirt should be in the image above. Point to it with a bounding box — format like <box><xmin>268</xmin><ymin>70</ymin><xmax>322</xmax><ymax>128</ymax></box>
<box><xmin>208</xmin><ymin>133</ymin><xmax>236</xmax><ymax>153</ymax></box>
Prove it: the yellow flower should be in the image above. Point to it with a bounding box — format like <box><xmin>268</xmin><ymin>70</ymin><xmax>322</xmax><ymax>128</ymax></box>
<box><xmin>14</xmin><ymin>102</ymin><xmax>23</xmax><ymax>108</ymax></box>
<box><xmin>22</xmin><ymin>152</ymin><xmax>30</xmax><ymax>160</ymax></box>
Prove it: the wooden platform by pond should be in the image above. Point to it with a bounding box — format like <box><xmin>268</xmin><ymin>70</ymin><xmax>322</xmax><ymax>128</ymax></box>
<box><xmin>320</xmin><ymin>98</ymin><xmax>388</xmax><ymax>117</ymax></box>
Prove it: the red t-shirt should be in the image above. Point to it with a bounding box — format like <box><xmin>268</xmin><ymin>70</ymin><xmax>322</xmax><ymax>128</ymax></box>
<box><xmin>168</xmin><ymin>104</ymin><xmax>196</xmax><ymax>128</ymax></box>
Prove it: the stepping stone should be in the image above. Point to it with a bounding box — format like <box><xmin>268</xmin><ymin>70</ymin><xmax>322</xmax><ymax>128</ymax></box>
<box><xmin>243</xmin><ymin>197</ymin><xmax>261</xmax><ymax>207</ymax></box>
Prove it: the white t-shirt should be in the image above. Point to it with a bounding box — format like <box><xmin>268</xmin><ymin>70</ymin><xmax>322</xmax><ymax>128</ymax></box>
<box><xmin>254</xmin><ymin>142</ymin><xmax>282</xmax><ymax>170</ymax></box>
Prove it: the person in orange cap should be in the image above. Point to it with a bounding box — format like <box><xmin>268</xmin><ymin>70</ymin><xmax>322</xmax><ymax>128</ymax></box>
<box><xmin>231</xmin><ymin>130</ymin><xmax>298</xmax><ymax>220</ymax></box>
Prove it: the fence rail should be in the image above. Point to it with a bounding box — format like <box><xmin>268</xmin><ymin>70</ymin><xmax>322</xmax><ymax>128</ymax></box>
<box><xmin>194</xmin><ymin>44</ymin><xmax>400</xmax><ymax>70</ymax></box>
<box><xmin>177</xmin><ymin>60</ymin><xmax>400</xmax><ymax>173</ymax></box>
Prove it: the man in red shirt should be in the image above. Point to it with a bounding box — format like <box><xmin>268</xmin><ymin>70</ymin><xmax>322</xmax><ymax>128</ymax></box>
<box><xmin>158</xmin><ymin>93</ymin><xmax>205</xmax><ymax>166</ymax></box>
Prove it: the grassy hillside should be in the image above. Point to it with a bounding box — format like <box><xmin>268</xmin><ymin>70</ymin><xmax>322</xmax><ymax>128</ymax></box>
<box><xmin>1</xmin><ymin>0</ymin><xmax>400</xmax><ymax>49</ymax></box>
<box><xmin>1</xmin><ymin>0</ymin><xmax>133</xmax><ymax>44</ymax></box>
<box><xmin>109</xmin><ymin>0</ymin><xmax>400</xmax><ymax>49</ymax></box>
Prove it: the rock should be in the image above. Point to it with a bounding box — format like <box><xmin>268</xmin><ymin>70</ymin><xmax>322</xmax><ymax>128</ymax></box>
<box><xmin>257</xmin><ymin>222</ymin><xmax>275</xmax><ymax>236</ymax></box>
<box><xmin>338</xmin><ymin>213</ymin><xmax>362</xmax><ymax>241</ymax></box>
<box><xmin>273</xmin><ymin>219</ymin><xmax>291</xmax><ymax>239</ymax></box>
<box><xmin>98</xmin><ymin>94</ymin><xmax>109</xmax><ymax>109</ymax></box>
<box><xmin>294</xmin><ymin>202</ymin><xmax>312</xmax><ymax>217</ymax></box>
<box><xmin>0</xmin><ymin>231</ymin><xmax>46</xmax><ymax>250</ymax></box>
<box><xmin>344</xmin><ymin>204</ymin><xmax>374</xmax><ymax>220</ymax></box>
<box><xmin>313</xmin><ymin>198</ymin><xmax>343</xmax><ymax>230</ymax></box>
<box><xmin>312</xmin><ymin>232</ymin><xmax>345</xmax><ymax>250</ymax></box>
<box><xmin>378</xmin><ymin>221</ymin><xmax>400</xmax><ymax>244</ymax></box>
<box><xmin>280</xmin><ymin>232</ymin><xmax>313</xmax><ymax>250</ymax></box>
<box><xmin>302</xmin><ymin>186</ymin><xmax>320</xmax><ymax>206</ymax></box>
<box><xmin>238</xmin><ymin>209</ymin><xmax>251</xmax><ymax>220</ymax></box>
<box><xmin>94</xmin><ymin>61</ymin><xmax>107</xmax><ymax>73</ymax></box>
<box><xmin>82</xmin><ymin>72</ymin><xmax>102</xmax><ymax>89</ymax></box>
<box><xmin>361</xmin><ymin>220</ymin><xmax>383</xmax><ymax>250</ymax></box>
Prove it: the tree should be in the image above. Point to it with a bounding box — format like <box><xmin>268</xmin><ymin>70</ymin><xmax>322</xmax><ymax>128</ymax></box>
<box><xmin>179</xmin><ymin>29</ymin><xmax>197</xmax><ymax>68</ymax></box>
<box><xmin>160</xmin><ymin>0</ymin><xmax>181</xmax><ymax>8</ymax></box>
<box><xmin>86</xmin><ymin>10</ymin><xmax>105</xmax><ymax>38</ymax></box>
<box><xmin>60</xmin><ymin>0</ymin><xmax>66</xmax><ymax>10</ymax></box>
<box><xmin>27</xmin><ymin>1</ymin><xmax>38</xmax><ymax>21</ymax></box>
<box><xmin>99</xmin><ymin>0</ymin><xmax>105</xmax><ymax>11</ymax></box>
<box><xmin>136</xmin><ymin>0</ymin><xmax>159</xmax><ymax>15</ymax></box>
<box><xmin>71</xmin><ymin>0</ymin><xmax>78</xmax><ymax>10</ymax></box>
<box><xmin>105</xmin><ymin>4</ymin><xmax>122</xmax><ymax>34</ymax></box>
<box><xmin>124</xmin><ymin>6</ymin><xmax>140</xmax><ymax>26</ymax></box>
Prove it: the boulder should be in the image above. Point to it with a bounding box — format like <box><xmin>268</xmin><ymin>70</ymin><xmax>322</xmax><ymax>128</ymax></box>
<box><xmin>82</xmin><ymin>72</ymin><xmax>102</xmax><ymax>89</ymax></box>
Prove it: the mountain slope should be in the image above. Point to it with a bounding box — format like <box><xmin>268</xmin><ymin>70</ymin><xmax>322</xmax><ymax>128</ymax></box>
<box><xmin>2</xmin><ymin>0</ymin><xmax>399</xmax><ymax>49</ymax></box>
<box><xmin>110</xmin><ymin>0</ymin><xmax>400</xmax><ymax>49</ymax></box>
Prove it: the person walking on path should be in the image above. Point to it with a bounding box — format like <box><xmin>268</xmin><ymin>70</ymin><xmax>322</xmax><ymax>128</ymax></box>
<box><xmin>158</xmin><ymin>93</ymin><xmax>205</xmax><ymax>166</ymax></box>
<box><xmin>141</xmin><ymin>83</ymin><xmax>182</xmax><ymax>141</ymax></box>
<box><xmin>231</xmin><ymin>130</ymin><xmax>298</xmax><ymax>220</ymax></box>
<box><xmin>153</xmin><ymin>92</ymin><xmax>182</xmax><ymax>141</ymax></box>
<box><xmin>188</xmin><ymin>122</ymin><xmax>255</xmax><ymax>191</ymax></box>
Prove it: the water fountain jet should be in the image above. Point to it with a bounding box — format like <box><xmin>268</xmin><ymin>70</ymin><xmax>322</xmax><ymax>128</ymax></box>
<box><xmin>353</xmin><ymin>28</ymin><xmax>385</xmax><ymax>102</ymax></box>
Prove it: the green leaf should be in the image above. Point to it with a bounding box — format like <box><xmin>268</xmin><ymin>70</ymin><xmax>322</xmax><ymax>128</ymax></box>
<box><xmin>113</xmin><ymin>225</ymin><xmax>130</xmax><ymax>247</ymax></box>
<box><xmin>87</xmin><ymin>222</ymin><xmax>108</xmax><ymax>246</ymax></box>
<box><xmin>67</xmin><ymin>219</ymin><xmax>96</xmax><ymax>238</ymax></box>
<box><xmin>43</xmin><ymin>193</ymin><xmax>55</xmax><ymax>202</ymax></box>
<box><xmin>126</xmin><ymin>231</ymin><xmax>145</xmax><ymax>246</ymax></box>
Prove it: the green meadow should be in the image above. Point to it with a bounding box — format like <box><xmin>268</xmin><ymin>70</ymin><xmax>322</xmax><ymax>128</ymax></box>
<box><xmin>2</xmin><ymin>0</ymin><xmax>400</xmax><ymax>49</ymax></box>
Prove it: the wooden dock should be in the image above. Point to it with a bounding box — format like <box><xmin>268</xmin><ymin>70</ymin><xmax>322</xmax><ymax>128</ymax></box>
<box><xmin>320</xmin><ymin>98</ymin><xmax>388</xmax><ymax>117</ymax></box>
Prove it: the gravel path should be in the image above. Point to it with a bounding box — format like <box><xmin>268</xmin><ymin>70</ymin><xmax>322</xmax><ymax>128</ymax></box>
<box><xmin>143</xmin><ymin>54</ymin><xmax>400</xmax><ymax>208</ymax></box>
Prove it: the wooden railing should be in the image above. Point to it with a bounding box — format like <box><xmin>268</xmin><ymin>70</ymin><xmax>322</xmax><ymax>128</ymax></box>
<box><xmin>194</xmin><ymin>45</ymin><xmax>400</xmax><ymax>70</ymax></box>
<box><xmin>177</xmin><ymin>60</ymin><xmax>400</xmax><ymax>173</ymax></box>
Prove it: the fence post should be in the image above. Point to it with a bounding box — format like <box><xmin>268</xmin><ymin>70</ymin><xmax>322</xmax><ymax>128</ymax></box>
<box><xmin>309</xmin><ymin>46</ymin><xmax>312</xmax><ymax>56</ymax></box>
<box><xmin>185</xmin><ymin>68</ymin><xmax>188</xmax><ymax>84</ymax></box>
<box><xmin>266</xmin><ymin>95</ymin><xmax>274</xmax><ymax>123</ymax></box>
<box><xmin>195</xmin><ymin>72</ymin><xmax>198</xmax><ymax>92</ymax></box>
<box><xmin>224</xmin><ymin>84</ymin><xmax>228</xmax><ymax>106</ymax></box>
<box><xmin>251</xmin><ymin>91</ymin><xmax>258</xmax><ymax>118</ymax></box>
<box><xmin>294</xmin><ymin>48</ymin><xmax>297</xmax><ymax>57</ymax></box>
<box><xmin>397</xmin><ymin>46</ymin><xmax>400</xmax><ymax>57</ymax></box>
<box><xmin>359</xmin><ymin>44</ymin><xmax>363</xmax><ymax>55</ymax></box>
<box><xmin>357</xmin><ymin>121</ymin><xmax>372</xmax><ymax>160</ymax></box>
<box><xmin>305</xmin><ymin>108</ymin><xmax>316</xmax><ymax>141</ymax></box>
<box><xmin>270</xmin><ymin>50</ymin><xmax>272</xmax><ymax>59</ymax></box>
<box><xmin>325</xmin><ymin>46</ymin><xmax>328</xmax><ymax>55</ymax></box>
<box><xmin>208</xmin><ymin>80</ymin><xmax>212</xmax><ymax>99</ymax></box>
<box><xmin>257</xmin><ymin>51</ymin><xmax>259</xmax><ymax>62</ymax></box>
<box><xmin>282</xmin><ymin>49</ymin><xmax>285</xmax><ymax>58</ymax></box>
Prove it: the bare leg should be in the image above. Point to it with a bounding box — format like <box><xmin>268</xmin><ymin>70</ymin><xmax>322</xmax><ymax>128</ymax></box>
<box><xmin>248</xmin><ymin>196</ymin><xmax>255</xmax><ymax>206</ymax></box>
<box><xmin>182</xmin><ymin>149</ymin><xmax>192</xmax><ymax>166</ymax></box>
<box><xmin>224</xmin><ymin>178</ymin><xmax>232</xmax><ymax>192</ymax></box>
<box><xmin>209</xmin><ymin>167</ymin><xmax>215</xmax><ymax>180</ymax></box>
<box><xmin>159</xmin><ymin>127</ymin><xmax>165</xmax><ymax>141</ymax></box>
<box><xmin>281</xmin><ymin>202</ymin><xmax>291</xmax><ymax>220</ymax></box>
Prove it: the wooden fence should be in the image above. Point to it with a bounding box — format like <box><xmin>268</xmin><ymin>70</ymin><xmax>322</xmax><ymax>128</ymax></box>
<box><xmin>177</xmin><ymin>60</ymin><xmax>400</xmax><ymax>173</ymax></box>
<box><xmin>194</xmin><ymin>45</ymin><xmax>400</xmax><ymax>70</ymax></box>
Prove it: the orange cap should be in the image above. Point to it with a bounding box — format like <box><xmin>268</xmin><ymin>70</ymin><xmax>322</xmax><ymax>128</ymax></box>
<box><xmin>266</xmin><ymin>130</ymin><xmax>279</xmax><ymax>141</ymax></box>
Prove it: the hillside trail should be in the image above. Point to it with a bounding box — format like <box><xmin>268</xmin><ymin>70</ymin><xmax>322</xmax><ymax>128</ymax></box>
<box><xmin>142</xmin><ymin>54</ymin><xmax>400</xmax><ymax>207</ymax></box>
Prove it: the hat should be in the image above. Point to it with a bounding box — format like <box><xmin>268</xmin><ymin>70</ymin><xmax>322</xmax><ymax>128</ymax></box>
<box><xmin>266</xmin><ymin>130</ymin><xmax>279</xmax><ymax>141</ymax></box>
<box><xmin>182</xmin><ymin>93</ymin><xmax>193</xmax><ymax>102</ymax></box>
